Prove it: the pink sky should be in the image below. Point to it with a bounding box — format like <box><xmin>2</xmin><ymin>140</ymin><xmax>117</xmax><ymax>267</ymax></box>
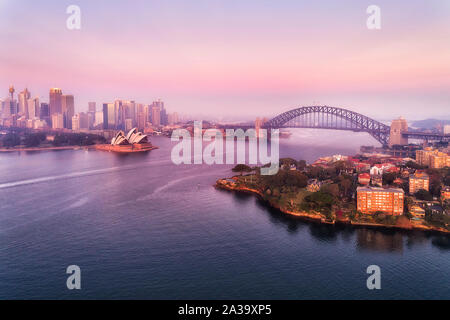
<box><xmin>1</xmin><ymin>0</ymin><xmax>449</xmax><ymax>120</ymax></box>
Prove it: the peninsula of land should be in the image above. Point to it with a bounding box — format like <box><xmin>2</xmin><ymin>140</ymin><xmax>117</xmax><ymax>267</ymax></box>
<box><xmin>216</xmin><ymin>156</ymin><xmax>450</xmax><ymax>234</ymax></box>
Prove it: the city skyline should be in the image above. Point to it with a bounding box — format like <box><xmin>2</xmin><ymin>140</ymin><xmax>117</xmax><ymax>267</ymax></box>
<box><xmin>0</xmin><ymin>85</ymin><xmax>180</xmax><ymax>131</ymax></box>
<box><xmin>1</xmin><ymin>0</ymin><xmax>450</xmax><ymax>120</ymax></box>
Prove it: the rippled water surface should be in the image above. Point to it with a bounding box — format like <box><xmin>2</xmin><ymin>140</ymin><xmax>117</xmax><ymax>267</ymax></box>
<box><xmin>0</xmin><ymin>131</ymin><xmax>449</xmax><ymax>299</ymax></box>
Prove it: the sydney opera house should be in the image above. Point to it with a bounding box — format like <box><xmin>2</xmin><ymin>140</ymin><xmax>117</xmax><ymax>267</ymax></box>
<box><xmin>96</xmin><ymin>128</ymin><xmax>156</xmax><ymax>153</ymax></box>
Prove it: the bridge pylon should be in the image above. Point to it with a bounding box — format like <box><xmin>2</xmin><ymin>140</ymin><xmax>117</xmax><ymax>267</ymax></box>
<box><xmin>389</xmin><ymin>117</ymin><xmax>408</xmax><ymax>147</ymax></box>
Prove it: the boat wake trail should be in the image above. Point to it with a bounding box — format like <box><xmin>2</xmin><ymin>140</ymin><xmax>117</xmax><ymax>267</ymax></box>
<box><xmin>0</xmin><ymin>166</ymin><xmax>128</xmax><ymax>189</ymax></box>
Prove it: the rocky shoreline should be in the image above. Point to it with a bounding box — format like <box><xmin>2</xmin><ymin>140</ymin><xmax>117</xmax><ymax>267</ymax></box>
<box><xmin>215</xmin><ymin>178</ymin><xmax>450</xmax><ymax>235</ymax></box>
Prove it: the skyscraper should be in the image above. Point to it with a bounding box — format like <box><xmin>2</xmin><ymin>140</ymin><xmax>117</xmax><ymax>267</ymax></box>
<box><xmin>51</xmin><ymin>113</ymin><xmax>64</xmax><ymax>129</ymax></box>
<box><xmin>3</xmin><ymin>98</ymin><xmax>17</xmax><ymax>116</ymax></box>
<box><xmin>26</xmin><ymin>97</ymin><xmax>39</xmax><ymax>119</ymax></box>
<box><xmin>160</xmin><ymin>104</ymin><xmax>167</xmax><ymax>125</ymax></box>
<box><xmin>151</xmin><ymin>99</ymin><xmax>166</xmax><ymax>125</ymax></box>
<box><xmin>94</xmin><ymin>111</ymin><xmax>103</xmax><ymax>127</ymax></box>
<box><xmin>40</xmin><ymin>102</ymin><xmax>50</xmax><ymax>126</ymax></box>
<box><xmin>168</xmin><ymin>112</ymin><xmax>179</xmax><ymax>125</ymax></box>
<box><xmin>129</xmin><ymin>101</ymin><xmax>136</xmax><ymax>125</ymax></box>
<box><xmin>125</xmin><ymin>118</ymin><xmax>133</xmax><ymax>132</ymax></box>
<box><xmin>88</xmin><ymin>102</ymin><xmax>96</xmax><ymax>113</ymax></box>
<box><xmin>49</xmin><ymin>88</ymin><xmax>62</xmax><ymax>117</ymax></box>
<box><xmin>87</xmin><ymin>102</ymin><xmax>96</xmax><ymax>129</ymax></box>
<box><xmin>151</xmin><ymin>104</ymin><xmax>161</xmax><ymax>127</ymax></box>
<box><xmin>103</xmin><ymin>103</ymin><xmax>115</xmax><ymax>129</ymax></box>
<box><xmin>40</xmin><ymin>103</ymin><xmax>49</xmax><ymax>117</ymax></box>
<box><xmin>18</xmin><ymin>88</ymin><xmax>30</xmax><ymax>116</ymax></box>
<box><xmin>61</xmin><ymin>94</ymin><xmax>74</xmax><ymax>129</ymax></box>
<box><xmin>72</xmin><ymin>112</ymin><xmax>89</xmax><ymax>131</ymax></box>
<box><xmin>72</xmin><ymin>114</ymin><xmax>80</xmax><ymax>131</ymax></box>
<box><xmin>137</xmin><ymin>111</ymin><xmax>146</xmax><ymax>130</ymax></box>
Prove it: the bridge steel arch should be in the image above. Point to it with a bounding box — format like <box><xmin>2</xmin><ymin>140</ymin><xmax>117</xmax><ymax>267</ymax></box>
<box><xmin>262</xmin><ymin>106</ymin><xmax>390</xmax><ymax>145</ymax></box>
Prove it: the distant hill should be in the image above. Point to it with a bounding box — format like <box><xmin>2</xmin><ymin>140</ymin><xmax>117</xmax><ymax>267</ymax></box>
<box><xmin>411</xmin><ymin>119</ymin><xmax>450</xmax><ymax>129</ymax></box>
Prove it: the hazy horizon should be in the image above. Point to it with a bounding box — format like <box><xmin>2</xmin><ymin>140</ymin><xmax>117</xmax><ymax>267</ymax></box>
<box><xmin>1</xmin><ymin>0</ymin><xmax>450</xmax><ymax>121</ymax></box>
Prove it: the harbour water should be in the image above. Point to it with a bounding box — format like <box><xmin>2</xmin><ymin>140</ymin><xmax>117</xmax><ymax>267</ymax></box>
<box><xmin>0</xmin><ymin>131</ymin><xmax>449</xmax><ymax>299</ymax></box>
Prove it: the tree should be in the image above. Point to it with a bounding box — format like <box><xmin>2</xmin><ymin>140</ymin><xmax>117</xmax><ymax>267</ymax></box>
<box><xmin>321</xmin><ymin>183</ymin><xmax>339</xmax><ymax>198</ymax></box>
<box><xmin>338</xmin><ymin>176</ymin><xmax>353</xmax><ymax>196</ymax></box>
<box><xmin>307</xmin><ymin>166</ymin><xmax>327</xmax><ymax>180</ymax></box>
<box><xmin>425</xmin><ymin>210</ymin><xmax>450</xmax><ymax>229</ymax></box>
<box><xmin>425</xmin><ymin>169</ymin><xmax>443</xmax><ymax>197</ymax></box>
<box><xmin>303</xmin><ymin>190</ymin><xmax>334</xmax><ymax>213</ymax></box>
<box><xmin>414</xmin><ymin>189</ymin><xmax>433</xmax><ymax>201</ymax></box>
<box><xmin>279</xmin><ymin>158</ymin><xmax>297</xmax><ymax>169</ymax></box>
<box><xmin>382</xmin><ymin>172</ymin><xmax>397</xmax><ymax>185</ymax></box>
<box><xmin>232</xmin><ymin>164</ymin><xmax>252</xmax><ymax>175</ymax></box>
<box><xmin>297</xmin><ymin>160</ymin><xmax>307</xmax><ymax>171</ymax></box>
<box><xmin>24</xmin><ymin>134</ymin><xmax>41</xmax><ymax>147</ymax></box>
<box><xmin>284</xmin><ymin>170</ymin><xmax>308</xmax><ymax>188</ymax></box>
<box><xmin>333</xmin><ymin>160</ymin><xmax>347</xmax><ymax>173</ymax></box>
<box><xmin>405</xmin><ymin>160</ymin><xmax>426</xmax><ymax>170</ymax></box>
<box><xmin>2</xmin><ymin>133</ymin><xmax>20</xmax><ymax>148</ymax></box>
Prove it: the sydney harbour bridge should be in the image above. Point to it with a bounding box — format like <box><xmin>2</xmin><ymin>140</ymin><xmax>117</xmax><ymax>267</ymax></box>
<box><xmin>221</xmin><ymin>106</ymin><xmax>450</xmax><ymax>146</ymax></box>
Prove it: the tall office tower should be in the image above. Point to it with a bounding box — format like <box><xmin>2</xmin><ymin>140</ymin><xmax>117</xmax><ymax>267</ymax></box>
<box><xmin>137</xmin><ymin>111</ymin><xmax>146</xmax><ymax>130</ymax></box>
<box><xmin>114</xmin><ymin>100</ymin><xmax>123</xmax><ymax>128</ymax></box>
<box><xmin>144</xmin><ymin>104</ymin><xmax>151</xmax><ymax>124</ymax></box>
<box><xmin>136</xmin><ymin>103</ymin><xmax>144</xmax><ymax>114</ymax></box>
<box><xmin>125</xmin><ymin>101</ymin><xmax>136</xmax><ymax>126</ymax></box>
<box><xmin>152</xmin><ymin>99</ymin><xmax>166</xmax><ymax>125</ymax></box>
<box><xmin>116</xmin><ymin>100</ymin><xmax>136</xmax><ymax>128</ymax></box>
<box><xmin>160</xmin><ymin>104</ymin><xmax>167</xmax><ymax>125</ymax></box>
<box><xmin>94</xmin><ymin>111</ymin><xmax>103</xmax><ymax>127</ymax></box>
<box><xmin>61</xmin><ymin>94</ymin><xmax>75</xmax><ymax>129</ymax></box>
<box><xmin>3</xmin><ymin>98</ymin><xmax>17</xmax><ymax>116</ymax></box>
<box><xmin>51</xmin><ymin>113</ymin><xmax>64</xmax><ymax>129</ymax></box>
<box><xmin>389</xmin><ymin>117</ymin><xmax>408</xmax><ymax>147</ymax></box>
<box><xmin>87</xmin><ymin>102</ymin><xmax>96</xmax><ymax>129</ymax></box>
<box><xmin>103</xmin><ymin>103</ymin><xmax>116</xmax><ymax>129</ymax></box>
<box><xmin>40</xmin><ymin>102</ymin><xmax>49</xmax><ymax>118</ymax></box>
<box><xmin>151</xmin><ymin>105</ymin><xmax>161</xmax><ymax>127</ymax></box>
<box><xmin>136</xmin><ymin>103</ymin><xmax>146</xmax><ymax>130</ymax></box>
<box><xmin>49</xmin><ymin>88</ymin><xmax>63</xmax><ymax>117</ymax></box>
<box><xmin>88</xmin><ymin>102</ymin><xmax>96</xmax><ymax>113</ymax></box>
<box><xmin>26</xmin><ymin>97</ymin><xmax>39</xmax><ymax>119</ymax></box>
<box><xmin>79</xmin><ymin>112</ymin><xmax>89</xmax><ymax>129</ymax></box>
<box><xmin>72</xmin><ymin>112</ymin><xmax>89</xmax><ymax>131</ymax></box>
<box><xmin>71</xmin><ymin>114</ymin><xmax>80</xmax><ymax>131</ymax></box>
<box><xmin>18</xmin><ymin>88</ymin><xmax>31</xmax><ymax>115</ymax></box>
<box><xmin>87</xmin><ymin>111</ymin><xmax>94</xmax><ymax>129</ymax></box>
<box><xmin>40</xmin><ymin>102</ymin><xmax>50</xmax><ymax>126</ymax></box>
<box><xmin>168</xmin><ymin>112</ymin><xmax>179</xmax><ymax>125</ymax></box>
<box><xmin>125</xmin><ymin>118</ymin><xmax>133</xmax><ymax>132</ymax></box>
